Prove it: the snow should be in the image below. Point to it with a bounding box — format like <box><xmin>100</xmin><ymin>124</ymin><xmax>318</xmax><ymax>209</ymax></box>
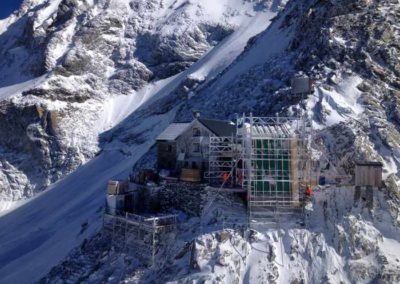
<box><xmin>0</xmin><ymin>0</ymin><xmax>281</xmax><ymax>214</ymax></box>
<box><xmin>97</xmin><ymin>76</ymin><xmax>178</xmax><ymax>132</ymax></box>
<box><xmin>382</xmin><ymin>156</ymin><xmax>398</xmax><ymax>179</ymax></box>
<box><xmin>2</xmin><ymin>0</ymin><xmax>399</xmax><ymax>283</ymax></box>
<box><xmin>0</xmin><ymin>23</ymin><xmax>218</xmax><ymax>276</ymax></box>
<box><xmin>0</xmin><ymin>17</ymin><xmax>12</xmax><ymax>33</ymax></box>
<box><xmin>207</xmin><ymin>12</ymin><xmax>293</xmax><ymax>94</ymax></box>
<box><xmin>45</xmin><ymin>17</ymin><xmax>78</xmax><ymax>69</ymax></box>
<box><xmin>335</xmin><ymin>76</ymin><xmax>364</xmax><ymax>116</ymax></box>
<box><xmin>333</xmin><ymin>36</ymin><xmax>347</xmax><ymax>45</ymax></box>
<box><xmin>381</xmin><ymin>237</ymin><xmax>400</xmax><ymax>259</ymax></box>
<box><xmin>0</xmin><ymin>109</ymin><xmax>178</xmax><ymax>284</ymax></box>
<box><xmin>93</xmin><ymin>1</ymin><xmax>280</xmax><ymax>134</ymax></box>
<box><xmin>0</xmin><ymin>75</ymin><xmax>47</xmax><ymax>101</ymax></box>
<box><xmin>189</xmin><ymin>9</ymin><xmax>276</xmax><ymax>81</ymax></box>
<box><xmin>309</xmin><ymin>76</ymin><xmax>364</xmax><ymax>127</ymax></box>
<box><xmin>192</xmin><ymin>187</ymin><xmax>400</xmax><ymax>283</ymax></box>
<box><xmin>33</xmin><ymin>0</ymin><xmax>63</xmax><ymax>29</ymax></box>
<box><xmin>0</xmin><ymin>200</ymin><xmax>18</xmax><ymax>213</ymax></box>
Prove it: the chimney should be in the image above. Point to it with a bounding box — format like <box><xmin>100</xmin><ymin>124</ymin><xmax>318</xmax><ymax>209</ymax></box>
<box><xmin>192</xmin><ymin>110</ymin><xmax>200</xmax><ymax>119</ymax></box>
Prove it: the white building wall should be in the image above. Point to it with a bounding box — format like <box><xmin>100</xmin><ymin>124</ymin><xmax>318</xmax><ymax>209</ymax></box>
<box><xmin>175</xmin><ymin>119</ymin><xmax>213</xmax><ymax>168</ymax></box>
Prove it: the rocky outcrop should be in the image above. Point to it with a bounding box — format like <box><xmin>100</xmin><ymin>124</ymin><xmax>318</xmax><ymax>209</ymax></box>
<box><xmin>0</xmin><ymin>0</ymin><xmax>246</xmax><ymax>202</ymax></box>
<box><xmin>0</xmin><ymin>100</ymin><xmax>85</xmax><ymax>201</ymax></box>
<box><xmin>182</xmin><ymin>0</ymin><xmax>400</xmax><ymax>184</ymax></box>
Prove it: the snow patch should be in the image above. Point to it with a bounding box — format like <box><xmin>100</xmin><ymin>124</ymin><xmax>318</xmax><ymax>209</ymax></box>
<box><xmin>0</xmin><ymin>75</ymin><xmax>47</xmax><ymax>101</ymax></box>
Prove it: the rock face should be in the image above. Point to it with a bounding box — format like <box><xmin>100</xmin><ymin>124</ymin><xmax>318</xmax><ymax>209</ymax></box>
<box><xmin>0</xmin><ymin>0</ymin><xmax>398</xmax><ymax>207</ymax></box>
<box><xmin>0</xmin><ymin>0</ymin><xmax>270</xmax><ymax>204</ymax></box>
<box><xmin>0</xmin><ymin>102</ymin><xmax>75</xmax><ymax>196</ymax></box>
<box><xmin>2</xmin><ymin>0</ymin><xmax>400</xmax><ymax>282</ymax></box>
<box><xmin>181</xmin><ymin>0</ymin><xmax>400</xmax><ymax>184</ymax></box>
<box><xmin>39</xmin><ymin>187</ymin><xmax>400</xmax><ymax>283</ymax></box>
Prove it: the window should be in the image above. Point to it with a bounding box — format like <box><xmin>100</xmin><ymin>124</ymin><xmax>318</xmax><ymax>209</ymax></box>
<box><xmin>193</xmin><ymin>128</ymin><xmax>201</xmax><ymax>137</ymax></box>
<box><xmin>193</xmin><ymin>142</ymin><xmax>200</xmax><ymax>153</ymax></box>
<box><xmin>167</xmin><ymin>145</ymin><xmax>172</xmax><ymax>152</ymax></box>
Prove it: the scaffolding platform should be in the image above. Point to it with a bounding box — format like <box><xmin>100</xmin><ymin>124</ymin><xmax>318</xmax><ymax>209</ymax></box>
<box><xmin>103</xmin><ymin>212</ymin><xmax>178</xmax><ymax>264</ymax></box>
<box><xmin>249</xmin><ymin>205</ymin><xmax>305</xmax><ymax>229</ymax></box>
<box><xmin>206</xmin><ymin>114</ymin><xmax>313</xmax><ymax>222</ymax></box>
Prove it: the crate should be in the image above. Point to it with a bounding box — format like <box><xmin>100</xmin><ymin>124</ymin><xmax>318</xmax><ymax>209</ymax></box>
<box><xmin>180</xmin><ymin>168</ymin><xmax>201</xmax><ymax>182</ymax></box>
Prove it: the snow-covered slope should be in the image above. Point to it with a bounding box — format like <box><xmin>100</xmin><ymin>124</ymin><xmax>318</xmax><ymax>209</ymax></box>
<box><xmin>38</xmin><ymin>187</ymin><xmax>400</xmax><ymax>283</ymax></box>
<box><xmin>0</xmin><ymin>0</ymin><xmax>399</xmax><ymax>282</ymax></box>
<box><xmin>170</xmin><ymin>188</ymin><xmax>400</xmax><ymax>284</ymax></box>
<box><xmin>0</xmin><ymin>0</ymin><xmax>284</xmax><ymax>282</ymax></box>
<box><xmin>0</xmin><ymin>0</ymin><xmax>280</xmax><ymax>207</ymax></box>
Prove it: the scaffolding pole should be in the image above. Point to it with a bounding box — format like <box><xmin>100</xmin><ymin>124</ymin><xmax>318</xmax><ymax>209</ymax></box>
<box><xmin>204</xmin><ymin>114</ymin><xmax>312</xmax><ymax>224</ymax></box>
<box><xmin>104</xmin><ymin>213</ymin><xmax>178</xmax><ymax>265</ymax></box>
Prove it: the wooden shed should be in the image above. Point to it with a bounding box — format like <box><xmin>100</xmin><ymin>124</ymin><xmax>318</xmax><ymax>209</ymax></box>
<box><xmin>354</xmin><ymin>161</ymin><xmax>383</xmax><ymax>187</ymax></box>
<box><xmin>291</xmin><ymin>75</ymin><xmax>313</xmax><ymax>95</ymax></box>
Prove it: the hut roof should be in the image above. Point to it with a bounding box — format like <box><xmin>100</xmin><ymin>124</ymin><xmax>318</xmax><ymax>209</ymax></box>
<box><xmin>156</xmin><ymin>123</ymin><xmax>191</xmax><ymax>141</ymax></box>
<box><xmin>197</xmin><ymin>118</ymin><xmax>236</xmax><ymax>137</ymax></box>
<box><xmin>355</xmin><ymin>161</ymin><xmax>383</xmax><ymax>167</ymax></box>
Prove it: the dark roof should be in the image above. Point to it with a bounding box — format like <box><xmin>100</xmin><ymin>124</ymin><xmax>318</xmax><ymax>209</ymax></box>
<box><xmin>355</xmin><ymin>161</ymin><xmax>383</xmax><ymax>167</ymax></box>
<box><xmin>198</xmin><ymin>118</ymin><xmax>236</xmax><ymax>137</ymax></box>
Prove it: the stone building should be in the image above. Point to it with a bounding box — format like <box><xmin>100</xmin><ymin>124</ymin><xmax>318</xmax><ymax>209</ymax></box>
<box><xmin>156</xmin><ymin>115</ymin><xmax>236</xmax><ymax>175</ymax></box>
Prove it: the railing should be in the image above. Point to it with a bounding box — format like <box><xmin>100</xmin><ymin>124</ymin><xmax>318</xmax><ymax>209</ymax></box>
<box><xmin>123</xmin><ymin>212</ymin><xmax>178</xmax><ymax>227</ymax></box>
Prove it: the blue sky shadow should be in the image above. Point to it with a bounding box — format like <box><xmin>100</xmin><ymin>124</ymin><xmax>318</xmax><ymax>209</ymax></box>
<box><xmin>0</xmin><ymin>0</ymin><xmax>23</xmax><ymax>20</ymax></box>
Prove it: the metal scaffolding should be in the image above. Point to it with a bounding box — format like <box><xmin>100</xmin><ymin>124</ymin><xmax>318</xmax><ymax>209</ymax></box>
<box><xmin>103</xmin><ymin>212</ymin><xmax>178</xmax><ymax>265</ymax></box>
<box><xmin>206</xmin><ymin>136</ymin><xmax>240</xmax><ymax>186</ymax></box>
<box><xmin>240</xmin><ymin>114</ymin><xmax>312</xmax><ymax>219</ymax></box>
<box><xmin>206</xmin><ymin>114</ymin><xmax>312</xmax><ymax>221</ymax></box>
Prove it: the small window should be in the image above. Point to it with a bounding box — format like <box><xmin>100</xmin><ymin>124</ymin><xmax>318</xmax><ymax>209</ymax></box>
<box><xmin>193</xmin><ymin>142</ymin><xmax>200</xmax><ymax>153</ymax></box>
<box><xmin>193</xmin><ymin>128</ymin><xmax>201</xmax><ymax>137</ymax></box>
<box><xmin>167</xmin><ymin>145</ymin><xmax>172</xmax><ymax>152</ymax></box>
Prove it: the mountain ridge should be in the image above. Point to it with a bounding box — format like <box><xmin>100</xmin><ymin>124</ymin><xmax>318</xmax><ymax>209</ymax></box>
<box><xmin>0</xmin><ymin>0</ymin><xmax>399</xmax><ymax>282</ymax></box>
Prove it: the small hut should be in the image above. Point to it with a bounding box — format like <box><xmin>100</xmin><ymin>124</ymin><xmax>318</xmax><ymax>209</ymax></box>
<box><xmin>354</xmin><ymin>161</ymin><xmax>383</xmax><ymax>187</ymax></box>
<box><xmin>291</xmin><ymin>75</ymin><xmax>313</xmax><ymax>95</ymax></box>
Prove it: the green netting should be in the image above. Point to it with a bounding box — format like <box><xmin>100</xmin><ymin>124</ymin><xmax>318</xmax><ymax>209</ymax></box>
<box><xmin>251</xmin><ymin>138</ymin><xmax>291</xmax><ymax>194</ymax></box>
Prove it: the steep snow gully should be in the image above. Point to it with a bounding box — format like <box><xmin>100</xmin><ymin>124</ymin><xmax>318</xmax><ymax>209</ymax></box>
<box><xmin>0</xmin><ymin>2</ymin><xmax>278</xmax><ymax>283</ymax></box>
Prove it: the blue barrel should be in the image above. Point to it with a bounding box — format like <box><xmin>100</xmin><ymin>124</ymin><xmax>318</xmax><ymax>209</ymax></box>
<box><xmin>319</xmin><ymin>176</ymin><xmax>326</xmax><ymax>185</ymax></box>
